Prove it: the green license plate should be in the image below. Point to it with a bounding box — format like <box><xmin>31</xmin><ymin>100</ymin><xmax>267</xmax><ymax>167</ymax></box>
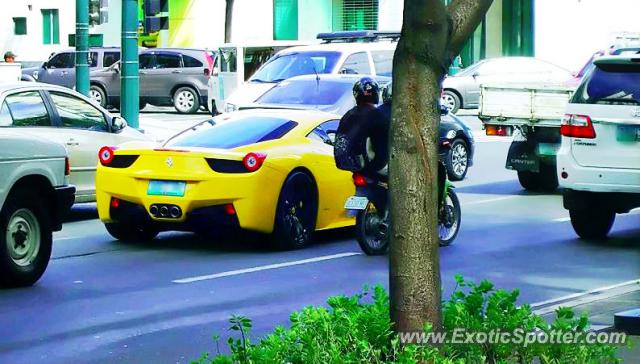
<box><xmin>147</xmin><ymin>180</ymin><xmax>186</xmax><ymax>197</ymax></box>
<box><xmin>616</xmin><ymin>125</ymin><xmax>640</xmax><ymax>142</ymax></box>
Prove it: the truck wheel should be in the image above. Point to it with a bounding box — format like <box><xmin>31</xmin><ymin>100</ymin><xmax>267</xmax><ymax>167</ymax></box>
<box><xmin>517</xmin><ymin>171</ymin><xmax>539</xmax><ymax>191</ymax></box>
<box><xmin>173</xmin><ymin>87</ymin><xmax>200</xmax><ymax>114</ymax></box>
<box><xmin>569</xmin><ymin>208</ymin><xmax>615</xmax><ymax>240</ymax></box>
<box><xmin>105</xmin><ymin>222</ymin><xmax>159</xmax><ymax>242</ymax></box>
<box><xmin>0</xmin><ymin>190</ymin><xmax>52</xmax><ymax>287</ymax></box>
<box><xmin>538</xmin><ymin>163</ymin><xmax>558</xmax><ymax>191</ymax></box>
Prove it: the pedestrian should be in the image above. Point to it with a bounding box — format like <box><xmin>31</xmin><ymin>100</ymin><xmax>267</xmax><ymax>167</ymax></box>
<box><xmin>3</xmin><ymin>51</ymin><xmax>17</xmax><ymax>63</ymax></box>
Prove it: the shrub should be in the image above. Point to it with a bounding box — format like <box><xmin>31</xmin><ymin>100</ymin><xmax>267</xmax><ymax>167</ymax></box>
<box><xmin>192</xmin><ymin>276</ymin><xmax>621</xmax><ymax>364</ymax></box>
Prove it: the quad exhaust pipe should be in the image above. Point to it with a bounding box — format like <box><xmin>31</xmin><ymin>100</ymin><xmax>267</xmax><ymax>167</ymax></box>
<box><xmin>149</xmin><ymin>204</ymin><xmax>182</xmax><ymax>219</ymax></box>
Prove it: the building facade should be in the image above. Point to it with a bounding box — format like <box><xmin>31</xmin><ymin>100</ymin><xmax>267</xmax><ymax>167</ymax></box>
<box><xmin>2</xmin><ymin>0</ymin><xmax>639</xmax><ymax>72</ymax></box>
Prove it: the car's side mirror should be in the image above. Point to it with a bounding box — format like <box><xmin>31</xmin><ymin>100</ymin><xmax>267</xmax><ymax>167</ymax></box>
<box><xmin>111</xmin><ymin>116</ymin><xmax>127</xmax><ymax>132</ymax></box>
<box><xmin>472</xmin><ymin>71</ymin><xmax>480</xmax><ymax>78</ymax></box>
<box><xmin>41</xmin><ymin>61</ymin><xmax>49</xmax><ymax>69</ymax></box>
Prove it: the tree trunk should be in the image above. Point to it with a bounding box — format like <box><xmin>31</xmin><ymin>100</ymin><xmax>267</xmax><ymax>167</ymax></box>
<box><xmin>224</xmin><ymin>0</ymin><xmax>235</xmax><ymax>43</ymax></box>
<box><xmin>389</xmin><ymin>0</ymin><xmax>493</xmax><ymax>335</ymax></box>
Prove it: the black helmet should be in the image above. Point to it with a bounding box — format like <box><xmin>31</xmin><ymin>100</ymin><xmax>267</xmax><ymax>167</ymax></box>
<box><xmin>353</xmin><ymin>77</ymin><xmax>380</xmax><ymax>105</ymax></box>
<box><xmin>382</xmin><ymin>82</ymin><xmax>392</xmax><ymax>104</ymax></box>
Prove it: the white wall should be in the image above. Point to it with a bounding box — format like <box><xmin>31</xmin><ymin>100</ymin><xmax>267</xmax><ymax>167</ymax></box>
<box><xmin>535</xmin><ymin>0</ymin><xmax>640</xmax><ymax>72</ymax></box>
<box><xmin>378</xmin><ymin>0</ymin><xmax>402</xmax><ymax>31</ymax></box>
<box><xmin>1</xmin><ymin>0</ymin><xmax>76</xmax><ymax>62</ymax></box>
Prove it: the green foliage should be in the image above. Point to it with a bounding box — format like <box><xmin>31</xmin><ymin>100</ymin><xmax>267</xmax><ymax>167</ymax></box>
<box><xmin>192</xmin><ymin>276</ymin><xmax>622</xmax><ymax>364</ymax></box>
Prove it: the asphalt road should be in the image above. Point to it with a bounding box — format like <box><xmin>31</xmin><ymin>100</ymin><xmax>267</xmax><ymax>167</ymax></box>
<box><xmin>1</xmin><ymin>115</ymin><xmax>639</xmax><ymax>364</ymax></box>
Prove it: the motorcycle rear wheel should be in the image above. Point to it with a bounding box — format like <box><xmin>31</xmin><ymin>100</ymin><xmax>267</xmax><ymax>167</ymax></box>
<box><xmin>355</xmin><ymin>203</ymin><xmax>389</xmax><ymax>256</ymax></box>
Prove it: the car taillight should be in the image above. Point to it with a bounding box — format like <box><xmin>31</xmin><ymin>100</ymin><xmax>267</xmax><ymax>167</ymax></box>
<box><xmin>242</xmin><ymin>153</ymin><xmax>266</xmax><ymax>172</ymax></box>
<box><xmin>352</xmin><ymin>173</ymin><xmax>367</xmax><ymax>187</ymax></box>
<box><xmin>98</xmin><ymin>146</ymin><xmax>118</xmax><ymax>166</ymax></box>
<box><xmin>65</xmin><ymin>157</ymin><xmax>71</xmax><ymax>176</ymax></box>
<box><xmin>560</xmin><ymin>114</ymin><xmax>596</xmax><ymax>139</ymax></box>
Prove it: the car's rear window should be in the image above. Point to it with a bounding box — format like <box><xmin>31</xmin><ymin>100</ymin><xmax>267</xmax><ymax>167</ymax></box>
<box><xmin>256</xmin><ymin>79</ymin><xmax>353</xmax><ymax>106</ymax></box>
<box><xmin>573</xmin><ymin>62</ymin><xmax>640</xmax><ymax>105</ymax></box>
<box><xmin>167</xmin><ymin>116</ymin><xmax>297</xmax><ymax>149</ymax></box>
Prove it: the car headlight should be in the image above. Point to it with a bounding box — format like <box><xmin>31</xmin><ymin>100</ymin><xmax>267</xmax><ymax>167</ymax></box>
<box><xmin>445</xmin><ymin>130</ymin><xmax>457</xmax><ymax>139</ymax></box>
<box><xmin>225</xmin><ymin>103</ymin><xmax>238</xmax><ymax>113</ymax></box>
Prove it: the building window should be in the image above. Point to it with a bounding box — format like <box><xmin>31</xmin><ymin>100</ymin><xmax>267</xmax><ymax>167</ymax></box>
<box><xmin>13</xmin><ymin>17</ymin><xmax>27</xmax><ymax>35</ymax></box>
<box><xmin>42</xmin><ymin>9</ymin><xmax>60</xmax><ymax>45</ymax></box>
<box><xmin>340</xmin><ymin>0</ymin><xmax>378</xmax><ymax>31</ymax></box>
<box><xmin>273</xmin><ymin>0</ymin><xmax>298</xmax><ymax>40</ymax></box>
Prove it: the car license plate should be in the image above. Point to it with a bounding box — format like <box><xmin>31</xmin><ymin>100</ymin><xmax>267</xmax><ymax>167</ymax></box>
<box><xmin>616</xmin><ymin>125</ymin><xmax>640</xmax><ymax>142</ymax></box>
<box><xmin>147</xmin><ymin>180</ymin><xmax>186</xmax><ymax>197</ymax></box>
<box><xmin>344</xmin><ymin>196</ymin><xmax>369</xmax><ymax>210</ymax></box>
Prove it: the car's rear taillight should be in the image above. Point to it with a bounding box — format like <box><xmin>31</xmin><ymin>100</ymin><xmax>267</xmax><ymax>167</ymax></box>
<box><xmin>65</xmin><ymin>157</ymin><xmax>71</xmax><ymax>176</ymax></box>
<box><xmin>560</xmin><ymin>114</ymin><xmax>596</xmax><ymax>139</ymax></box>
<box><xmin>242</xmin><ymin>153</ymin><xmax>267</xmax><ymax>172</ymax></box>
<box><xmin>352</xmin><ymin>173</ymin><xmax>367</xmax><ymax>187</ymax></box>
<box><xmin>98</xmin><ymin>146</ymin><xmax>118</xmax><ymax>166</ymax></box>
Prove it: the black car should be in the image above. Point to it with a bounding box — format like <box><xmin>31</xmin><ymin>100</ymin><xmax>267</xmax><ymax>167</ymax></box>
<box><xmin>245</xmin><ymin>74</ymin><xmax>475</xmax><ymax>180</ymax></box>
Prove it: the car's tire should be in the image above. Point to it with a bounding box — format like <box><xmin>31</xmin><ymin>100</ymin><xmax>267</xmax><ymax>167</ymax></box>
<box><xmin>569</xmin><ymin>208</ymin><xmax>615</xmax><ymax>240</ymax></box>
<box><xmin>0</xmin><ymin>189</ymin><xmax>52</xmax><ymax>287</ymax></box>
<box><xmin>105</xmin><ymin>222</ymin><xmax>159</xmax><ymax>242</ymax></box>
<box><xmin>89</xmin><ymin>85</ymin><xmax>107</xmax><ymax>108</ymax></box>
<box><xmin>173</xmin><ymin>87</ymin><xmax>200</xmax><ymax>114</ymax></box>
<box><xmin>441</xmin><ymin>90</ymin><xmax>461</xmax><ymax>114</ymax></box>
<box><xmin>446</xmin><ymin>138</ymin><xmax>469</xmax><ymax>181</ymax></box>
<box><xmin>139</xmin><ymin>101</ymin><xmax>147</xmax><ymax>110</ymax></box>
<box><xmin>271</xmin><ymin>171</ymin><xmax>318</xmax><ymax>250</ymax></box>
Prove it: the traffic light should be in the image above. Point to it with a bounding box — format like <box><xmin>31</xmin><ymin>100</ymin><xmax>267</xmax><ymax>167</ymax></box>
<box><xmin>144</xmin><ymin>0</ymin><xmax>169</xmax><ymax>33</ymax></box>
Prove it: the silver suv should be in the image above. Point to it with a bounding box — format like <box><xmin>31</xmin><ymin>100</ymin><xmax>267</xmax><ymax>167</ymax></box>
<box><xmin>90</xmin><ymin>48</ymin><xmax>214</xmax><ymax>113</ymax></box>
<box><xmin>22</xmin><ymin>47</ymin><xmax>121</xmax><ymax>88</ymax></box>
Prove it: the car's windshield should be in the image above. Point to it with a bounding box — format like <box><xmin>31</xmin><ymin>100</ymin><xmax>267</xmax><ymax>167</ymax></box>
<box><xmin>250</xmin><ymin>51</ymin><xmax>341</xmax><ymax>83</ymax></box>
<box><xmin>573</xmin><ymin>63</ymin><xmax>640</xmax><ymax>105</ymax></box>
<box><xmin>166</xmin><ymin>116</ymin><xmax>298</xmax><ymax>149</ymax></box>
<box><xmin>256</xmin><ymin>79</ymin><xmax>353</xmax><ymax>107</ymax></box>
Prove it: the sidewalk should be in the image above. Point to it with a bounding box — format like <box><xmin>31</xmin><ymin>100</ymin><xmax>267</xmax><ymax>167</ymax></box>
<box><xmin>539</xmin><ymin>289</ymin><xmax>640</xmax><ymax>362</ymax></box>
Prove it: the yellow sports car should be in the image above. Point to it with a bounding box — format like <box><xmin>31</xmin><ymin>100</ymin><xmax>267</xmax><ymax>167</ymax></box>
<box><xmin>96</xmin><ymin>109</ymin><xmax>355</xmax><ymax>249</ymax></box>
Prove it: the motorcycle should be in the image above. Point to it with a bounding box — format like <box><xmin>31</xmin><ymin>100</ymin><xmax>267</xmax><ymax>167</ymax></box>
<box><xmin>344</xmin><ymin>162</ymin><xmax>461</xmax><ymax>256</ymax></box>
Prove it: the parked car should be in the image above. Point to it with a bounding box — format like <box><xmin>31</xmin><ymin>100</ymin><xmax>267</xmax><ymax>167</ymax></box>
<box><xmin>557</xmin><ymin>54</ymin><xmax>640</xmax><ymax>239</ymax></box>
<box><xmin>0</xmin><ymin>82</ymin><xmax>150</xmax><ymax>203</ymax></box>
<box><xmin>90</xmin><ymin>48</ymin><xmax>214</xmax><ymax>113</ymax></box>
<box><xmin>96</xmin><ymin>109</ymin><xmax>355</xmax><ymax>250</ymax></box>
<box><xmin>442</xmin><ymin>57</ymin><xmax>573</xmax><ymax>113</ymax></box>
<box><xmin>0</xmin><ymin>132</ymin><xmax>75</xmax><ymax>287</ymax></box>
<box><xmin>567</xmin><ymin>47</ymin><xmax>640</xmax><ymax>88</ymax></box>
<box><xmin>22</xmin><ymin>47</ymin><xmax>121</xmax><ymax>88</ymax></box>
<box><xmin>244</xmin><ymin>74</ymin><xmax>475</xmax><ymax>180</ymax></box>
<box><xmin>222</xmin><ymin>31</ymin><xmax>398</xmax><ymax>113</ymax></box>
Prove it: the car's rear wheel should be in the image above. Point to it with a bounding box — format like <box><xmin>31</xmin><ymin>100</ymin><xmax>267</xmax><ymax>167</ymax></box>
<box><xmin>569</xmin><ymin>208</ymin><xmax>615</xmax><ymax>240</ymax></box>
<box><xmin>0</xmin><ymin>190</ymin><xmax>52</xmax><ymax>287</ymax></box>
<box><xmin>89</xmin><ymin>85</ymin><xmax>107</xmax><ymax>108</ymax></box>
<box><xmin>272</xmin><ymin>172</ymin><xmax>318</xmax><ymax>250</ymax></box>
<box><xmin>173</xmin><ymin>87</ymin><xmax>200</xmax><ymax>114</ymax></box>
<box><xmin>446</xmin><ymin>138</ymin><xmax>469</xmax><ymax>181</ymax></box>
<box><xmin>441</xmin><ymin>90</ymin><xmax>461</xmax><ymax>113</ymax></box>
<box><xmin>105</xmin><ymin>222</ymin><xmax>159</xmax><ymax>242</ymax></box>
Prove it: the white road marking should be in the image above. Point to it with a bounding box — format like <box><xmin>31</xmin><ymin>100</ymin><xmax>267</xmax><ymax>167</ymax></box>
<box><xmin>530</xmin><ymin>279</ymin><xmax>640</xmax><ymax>316</ymax></box>
<box><xmin>553</xmin><ymin>217</ymin><xmax>571</xmax><ymax>222</ymax></box>
<box><xmin>465</xmin><ymin>195</ymin><xmax>518</xmax><ymax>205</ymax></box>
<box><xmin>172</xmin><ymin>252</ymin><xmax>363</xmax><ymax>284</ymax></box>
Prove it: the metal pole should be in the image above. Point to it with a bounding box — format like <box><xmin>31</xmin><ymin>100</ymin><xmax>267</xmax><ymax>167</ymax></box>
<box><xmin>75</xmin><ymin>0</ymin><xmax>90</xmax><ymax>96</ymax></box>
<box><xmin>121</xmin><ymin>0</ymin><xmax>139</xmax><ymax>128</ymax></box>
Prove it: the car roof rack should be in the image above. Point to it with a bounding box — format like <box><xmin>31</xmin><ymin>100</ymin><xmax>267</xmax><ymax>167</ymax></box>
<box><xmin>317</xmin><ymin>31</ymin><xmax>401</xmax><ymax>43</ymax></box>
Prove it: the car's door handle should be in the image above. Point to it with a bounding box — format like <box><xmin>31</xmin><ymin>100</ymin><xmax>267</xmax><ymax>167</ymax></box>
<box><xmin>171</xmin><ymin>70</ymin><xmax>182</xmax><ymax>74</ymax></box>
<box><xmin>66</xmin><ymin>139</ymin><xmax>79</xmax><ymax>146</ymax></box>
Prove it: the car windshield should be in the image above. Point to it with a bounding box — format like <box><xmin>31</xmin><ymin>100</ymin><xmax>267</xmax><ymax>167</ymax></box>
<box><xmin>166</xmin><ymin>116</ymin><xmax>298</xmax><ymax>149</ymax></box>
<box><xmin>573</xmin><ymin>62</ymin><xmax>640</xmax><ymax>105</ymax></box>
<box><xmin>256</xmin><ymin>78</ymin><xmax>353</xmax><ymax>108</ymax></box>
<box><xmin>249</xmin><ymin>51</ymin><xmax>341</xmax><ymax>83</ymax></box>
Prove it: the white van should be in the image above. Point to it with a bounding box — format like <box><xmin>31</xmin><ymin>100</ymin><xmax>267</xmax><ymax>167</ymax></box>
<box><xmin>219</xmin><ymin>31</ymin><xmax>399</xmax><ymax>113</ymax></box>
<box><xmin>207</xmin><ymin>41</ymin><xmax>310</xmax><ymax>114</ymax></box>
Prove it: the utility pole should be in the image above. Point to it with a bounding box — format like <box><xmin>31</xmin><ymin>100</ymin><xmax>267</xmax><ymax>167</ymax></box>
<box><xmin>75</xmin><ymin>0</ymin><xmax>90</xmax><ymax>96</ymax></box>
<box><xmin>121</xmin><ymin>0</ymin><xmax>139</xmax><ymax>128</ymax></box>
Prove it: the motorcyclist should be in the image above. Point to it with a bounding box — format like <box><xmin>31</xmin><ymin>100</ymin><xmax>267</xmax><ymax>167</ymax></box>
<box><xmin>334</xmin><ymin>77</ymin><xmax>390</xmax><ymax>178</ymax></box>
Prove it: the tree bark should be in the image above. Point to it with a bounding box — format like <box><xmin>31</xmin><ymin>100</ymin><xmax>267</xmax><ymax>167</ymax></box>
<box><xmin>389</xmin><ymin>0</ymin><xmax>493</xmax><ymax>335</ymax></box>
<box><xmin>224</xmin><ymin>0</ymin><xmax>235</xmax><ymax>43</ymax></box>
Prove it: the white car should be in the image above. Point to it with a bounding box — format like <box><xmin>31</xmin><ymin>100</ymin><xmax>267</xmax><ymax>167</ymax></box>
<box><xmin>221</xmin><ymin>31</ymin><xmax>397</xmax><ymax>113</ymax></box>
<box><xmin>0</xmin><ymin>82</ymin><xmax>151</xmax><ymax>203</ymax></box>
<box><xmin>557</xmin><ymin>55</ymin><xmax>640</xmax><ymax>239</ymax></box>
<box><xmin>0</xmin><ymin>132</ymin><xmax>75</xmax><ymax>287</ymax></box>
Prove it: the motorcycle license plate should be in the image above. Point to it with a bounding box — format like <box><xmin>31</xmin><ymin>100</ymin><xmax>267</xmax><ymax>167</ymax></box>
<box><xmin>344</xmin><ymin>196</ymin><xmax>369</xmax><ymax>210</ymax></box>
